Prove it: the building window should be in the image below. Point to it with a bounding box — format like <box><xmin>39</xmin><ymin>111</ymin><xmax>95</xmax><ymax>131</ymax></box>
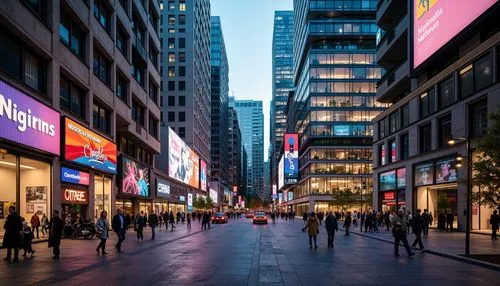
<box><xmin>60</xmin><ymin>9</ymin><xmax>85</xmax><ymax>60</ymax></box>
<box><xmin>389</xmin><ymin>111</ymin><xmax>399</xmax><ymax>134</ymax></box>
<box><xmin>168</xmin><ymin>96</ymin><xmax>175</xmax><ymax>106</ymax></box>
<box><xmin>469</xmin><ymin>98</ymin><xmax>488</xmax><ymax>138</ymax></box>
<box><xmin>179</xmin><ymin>52</ymin><xmax>186</xmax><ymax>62</ymax></box>
<box><xmin>379</xmin><ymin>143</ymin><xmax>386</xmax><ymax>166</ymax></box>
<box><xmin>168</xmin><ymin>15</ymin><xmax>175</xmax><ymax>25</ymax></box>
<box><xmin>21</xmin><ymin>0</ymin><xmax>48</xmax><ymax>23</ymax></box>
<box><xmin>168</xmin><ymin>111</ymin><xmax>175</xmax><ymax>122</ymax></box>
<box><xmin>179</xmin><ymin>127</ymin><xmax>185</xmax><ymax>138</ymax></box>
<box><xmin>93</xmin><ymin>102</ymin><xmax>111</xmax><ymax>134</ymax></box>
<box><xmin>168</xmin><ymin>81</ymin><xmax>175</xmax><ymax>91</ymax></box>
<box><xmin>400</xmin><ymin>133</ymin><xmax>409</xmax><ymax>160</ymax></box>
<box><xmin>438</xmin><ymin>76</ymin><xmax>455</xmax><ymax>108</ymax></box>
<box><xmin>438</xmin><ymin>114</ymin><xmax>452</xmax><ymax>148</ymax></box>
<box><xmin>118</xmin><ymin>0</ymin><xmax>128</xmax><ymax>13</ymax></box>
<box><xmin>419</xmin><ymin>89</ymin><xmax>435</xmax><ymax>118</ymax></box>
<box><xmin>401</xmin><ymin>104</ymin><xmax>409</xmax><ymax>128</ymax></box>
<box><xmin>168</xmin><ymin>38</ymin><xmax>175</xmax><ymax>49</ymax></box>
<box><xmin>179</xmin><ymin>111</ymin><xmax>185</xmax><ymax>122</ymax></box>
<box><xmin>419</xmin><ymin>123</ymin><xmax>432</xmax><ymax>154</ymax></box>
<box><xmin>116</xmin><ymin>72</ymin><xmax>128</xmax><ymax>102</ymax></box>
<box><xmin>168</xmin><ymin>52</ymin><xmax>175</xmax><ymax>63</ymax></box>
<box><xmin>474</xmin><ymin>53</ymin><xmax>493</xmax><ymax>91</ymax></box>
<box><xmin>179</xmin><ymin>28</ymin><xmax>185</xmax><ymax>33</ymax></box>
<box><xmin>179</xmin><ymin>81</ymin><xmax>185</xmax><ymax>91</ymax></box>
<box><xmin>93</xmin><ymin>0</ymin><xmax>111</xmax><ymax>33</ymax></box>
<box><xmin>389</xmin><ymin>138</ymin><xmax>397</xmax><ymax>163</ymax></box>
<box><xmin>168</xmin><ymin>66</ymin><xmax>175</xmax><ymax>77</ymax></box>
<box><xmin>179</xmin><ymin>2</ymin><xmax>186</xmax><ymax>11</ymax></box>
<box><xmin>179</xmin><ymin>38</ymin><xmax>186</xmax><ymax>49</ymax></box>
<box><xmin>132</xmin><ymin>100</ymin><xmax>145</xmax><ymax>126</ymax></box>
<box><xmin>149</xmin><ymin>79</ymin><xmax>158</xmax><ymax>104</ymax></box>
<box><xmin>149</xmin><ymin>42</ymin><xmax>158</xmax><ymax>70</ymax></box>
<box><xmin>179</xmin><ymin>96</ymin><xmax>185</xmax><ymax>106</ymax></box>
<box><xmin>460</xmin><ymin>64</ymin><xmax>473</xmax><ymax>98</ymax></box>
<box><xmin>168</xmin><ymin>28</ymin><xmax>175</xmax><ymax>34</ymax></box>
<box><xmin>149</xmin><ymin>115</ymin><xmax>158</xmax><ymax>138</ymax></box>
<box><xmin>379</xmin><ymin>117</ymin><xmax>387</xmax><ymax>138</ymax></box>
<box><xmin>116</xmin><ymin>24</ymin><xmax>128</xmax><ymax>57</ymax></box>
<box><xmin>179</xmin><ymin>66</ymin><xmax>186</xmax><ymax>76</ymax></box>
<box><xmin>93</xmin><ymin>49</ymin><xmax>111</xmax><ymax>85</ymax></box>
<box><xmin>60</xmin><ymin>76</ymin><xmax>85</xmax><ymax>119</ymax></box>
<box><xmin>168</xmin><ymin>1</ymin><xmax>175</xmax><ymax>10</ymax></box>
<box><xmin>178</xmin><ymin>15</ymin><xmax>186</xmax><ymax>25</ymax></box>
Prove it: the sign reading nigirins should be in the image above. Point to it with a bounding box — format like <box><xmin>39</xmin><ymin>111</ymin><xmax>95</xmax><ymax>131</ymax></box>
<box><xmin>0</xmin><ymin>79</ymin><xmax>60</xmax><ymax>155</ymax></box>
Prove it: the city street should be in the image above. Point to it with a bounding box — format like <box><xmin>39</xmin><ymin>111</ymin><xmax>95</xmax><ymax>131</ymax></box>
<box><xmin>2</xmin><ymin>218</ymin><xmax>499</xmax><ymax>285</ymax></box>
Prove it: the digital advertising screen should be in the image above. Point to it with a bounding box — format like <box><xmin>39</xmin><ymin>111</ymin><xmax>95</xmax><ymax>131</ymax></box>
<box><xmin>415</xmin><ymin>163</ymin><xmax>434</xmax><ymax>186</ymax></box>
<box><xmin>200</xmin><ymin>160</ymin><xmax>207</xmax><ymax>192</ymax></box>
<box><xmin>210</xmin><ymin>189</ymin><xmax>218</xmax><ymax>204</ymax></box>
<box><xmin>284</xmin><ymin>134</ymin><xmax>299</xmax><ymax>185</ymax></box>
<box><xmin>334</xmin><ymin>125</ymin><xmax>350</xmax><ymax>136</ymax></box>
<box><xmin>156</xmin><ymin>178</ymin><xmax>170</xmax><ymax>198</ymax></box>
<box><xmin>121</xmin><ymin>156</ymin><xmax>150</xmax><ymax>197</ymax></box>
<box><xmin>397</xmin><ymin>168</ymin><xmax>406</xmax><ymax>189</ymax></box>
<box><xmin>278</xmin><ymin>155</ymin><xmax>285</xmax><ymax>190</ymax></box>
<box><xmin>168</xmin><ymin>128</ymin><xmax>200</xmax><ymax>188</ymax></box>
<box><xmin>413</xmin><ymin>0</ymin><xmax>497</xmax><ymax>69</ymax></box>
<box><xmin>379</xmin><ymin>170</ymin><xmax>396</xmax><ymax>191</ymax></box>
<box><xmin>436</xmin><ymin>158</ymin><xmax>457</xmax><ymax>183</ymax></box>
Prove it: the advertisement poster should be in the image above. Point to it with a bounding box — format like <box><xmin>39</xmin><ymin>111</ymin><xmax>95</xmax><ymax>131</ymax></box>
<box><xmin>61</xmin><ymin>167</ymin><xmax>90</xmax><ymax>186</ymax></box>
<box><xmin>415</xmin><ymin>163</ymin><xmax>434</xmax><ymax>186</ymax></box>
<box><xmin>64</xmin><ymin>118</ymin><xmax>117</xmax><ymax>174</ymax></box>
<box><xmin>278</xmin><ymin>155</ymin><xmax>284</xmax><ymax>189</ymax></box>
<box><xmin>121</xmin><ymin>156</ymin><xmax>149</xmax><ymax>196</ymax></box>
<box><xmin>0</xmin><ymin>79</ymin><xmax>60</xmax><ymax>155</ymax></box>
<box><xmin>379</xmin><ymin>171</ymin><xmax>396</xmax><ymax>191</ymax></box>
<box><xmin>436</xmin><ymin>158</ymin><xmax>457</xmax><ymax>183</ymax></box>
<box><xmin>391</xmin><ymin>141</ymin><xmax>397</xmax><ymax>163</ymax></box>
<box><xmin>210</xmin><ymin>189</ymin><xmax>218</xmax><ymax>204</ymax></box>
<box><xmin>397</xmin><ymin>168</ymin><xmax>406</xmax><ymax>188</ymax></box>
<box><xmin>26</xmin><ymin>186</ymin><xmax>47</xmax><ymax>216</ymax></box>
<box><xmin>156</xmin><ymin>178</ymin><xmax>170</xmax><ymax>197</ymax></box>
<box><xmin>413</xmin><ymin>0</ymin><xmax>497</xmax><ymax>68</ymax></box>
<box><xmin>238</xmin><ymin>195</ymin><xmax>242</xmax><ymax>206</ymax></box>
<box><xmin>381</xmin><ymin>144</ymin><xmax>386</xmax><ymax>165</ymax></box>
<box><xmin>288</xmin><ymin>191</ymin><xmax>293</xmax><ymax>201</ymax></box>
<box><xmin>284</xmin><ymin>134</ymin><xmax>299</xmax><ymax>185</ymax></box>
<box><xmin>200</xmin><ymin>160</ymin><xmax>207</xmax><ymax>191</ymax></box>
<box><xmin>187</xmin><ymin>193</ymin><xmax>193</xmax><ymax>211</ymax></box>
<box><xmin>278</xmin><ymin>193</ymin><xmax>283</xmax><ymax>205</ymax></box>
<box><xmin>168</xmin><ymin>128</ymin><xmax>200</xmax><ymax>188</ymax></box>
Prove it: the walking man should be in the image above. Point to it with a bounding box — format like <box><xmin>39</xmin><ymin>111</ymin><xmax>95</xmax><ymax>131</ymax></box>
<box><xmin>411</xmin><ymin>209</ymin><xmax>425</xmax><ymax>250</ymax></box>
<box><xmin>343</xmin><ymin>212</ymin><xmax>352</xmax><ymax>236</ymax></box>
<box><xmin>446</xmin><ymin>210</ymin><xmax>454</xmax><ymax>232</ymax></box>
<box><xmin>325</xmin><ymin>211</ymin><xmax>338</xmax><ymax>247</ymax></box>
<box><xmin>30</xmin><ymin>213</ymin><xmax>40</xmax><ymax>239</ymax></box>
<box><xmin>148</xmin><ymin>212</ymin><xmax>158</xmax><ymax>240</ymax></box>
<box><xmin>392</xmin><ymin>209</ymin><xmax>415</xmax><ymax>257</ymax></box>
<box><xmin>112</xmin><ymin>208</ymin><xmax>126</xmax><ymax>252</ymax></box>
<box><xmin>422</xmin><ymin>209</ymin><xmax>430</xmax><ymax>237</ymax></box>
<box><xmin>48</xmin><ymin>210</ymin><xmax>63</xmax><ymax>259</ymax></box>
<box><xmin>2</xmin><ymin>206</ymin><xmax>22</xmax><ymax>263</ymax></box>
<box><xmin>490</xmin><ymin>210</ymin><xmax>499</xmax><ymax>240</ymax></box>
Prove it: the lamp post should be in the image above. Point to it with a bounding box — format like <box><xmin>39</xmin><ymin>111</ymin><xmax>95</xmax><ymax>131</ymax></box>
<box><xmin>448</xmin><ymin>136</ymin><xmax>471</xmax><ymax>257</ymax></box>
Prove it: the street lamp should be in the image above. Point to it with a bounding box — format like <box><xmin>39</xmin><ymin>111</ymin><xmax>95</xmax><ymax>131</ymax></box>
<box><xmin>448</xmin><ymin>136</ymin><xmax>471</xmax><ymax>257</ymax></box>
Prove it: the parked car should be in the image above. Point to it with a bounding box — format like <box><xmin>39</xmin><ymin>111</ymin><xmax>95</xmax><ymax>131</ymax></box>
<box><xmin>245</xmin><ymin>212</ymin><xmax>254</xmax><ymax>218</ymax></box>
<box><xmin>211</xmin><ymin>212</ymin><xmax>229</xmax><ymax>224</ymax></box>
<box><xmin>253</xmin><ymin>212</ymin><xmax>268</xmax><ymax>224</ymax></box>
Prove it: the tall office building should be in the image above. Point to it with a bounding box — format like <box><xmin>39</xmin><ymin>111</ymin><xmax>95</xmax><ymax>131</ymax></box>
<box><xmin>373</xmin><ymin>0</ymin><xmax>500</xmax><ymax>231</ymax></box>
<box><xmin>231</xmin><ymin>98</ymin><xmax>264</xmax><ymax>198</ymax></box>
<box><xmin>210</xmin><ymin>16</ymin><xmax>229</xmax><ymax>189</ymax></box>
<box><xmin>0</xmin><ymin>0</ymin><xmax>161</xmax><ymax>222</ymax></box>
<box><xmin>284</xmin><ymin>0</ymin><xmax>386</xmax><ymax>214</ymax></box>
<box><xmin>158</xmin><ymin>0</ymin><xmax>211</xmax><ymax>172</ymax></box>
<box><xmin>271</xmin><ymin>11</ymin><xmax>294</xmax><ymax>191</ymax></box>
<box><xmin>228</xmin><ymin>107</ymin><xmax>245</xmax><ymax>196</ymax></box>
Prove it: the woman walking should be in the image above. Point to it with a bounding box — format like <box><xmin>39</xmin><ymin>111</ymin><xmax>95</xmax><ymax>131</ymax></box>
<box><xmin>186</xmin><ymin>212</ymin><xmax>192</xmax><ymax>229</ymax></box>
<box><xmin>135</xmin><ymin>212</ymin><xmax>145</xmax><ymax>242</ymax></box>
<box><xmin>343</xmin><ymin>212</ymin><xmax>352</xmax><ymax>236</ymax></box>
<box><xmin>95</xmin><ymin>210</ymin><xmax>110</xmax><ymax>255</ymax></box>
<box><xmin>302</xmin><ymin>212</ymin><xmax>319</xmax><ymax>249</ymax></box>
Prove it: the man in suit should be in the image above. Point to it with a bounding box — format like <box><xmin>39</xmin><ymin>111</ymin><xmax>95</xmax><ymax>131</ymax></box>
<box><xmin>48</xmin><ymin>210</ymin><xmax>63</xmax><ymax>259</ymax></box>
<box><xmin>112</xmin><ymin>208</ymin><xmax>126</xmax><ymax>252</ymax></box>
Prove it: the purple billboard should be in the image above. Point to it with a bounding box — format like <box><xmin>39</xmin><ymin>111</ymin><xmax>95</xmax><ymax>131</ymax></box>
<box><xmin>0</xmin><ymin>79</ymin><xmax>60</xmax><ymax>155</ymax></box>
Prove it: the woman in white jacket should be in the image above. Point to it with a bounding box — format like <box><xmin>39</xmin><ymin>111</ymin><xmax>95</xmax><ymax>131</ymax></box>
<box><xmin>96</xmin><ymin>211</ymin><xmax>110</xmax><ymax>255</ymax></box>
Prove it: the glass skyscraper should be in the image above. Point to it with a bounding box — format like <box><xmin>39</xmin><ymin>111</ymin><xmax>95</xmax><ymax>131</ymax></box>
<box><xmin>286</xmin><ymin>0</ymin><xmax>387</xmax><ymax>214</ymax></box>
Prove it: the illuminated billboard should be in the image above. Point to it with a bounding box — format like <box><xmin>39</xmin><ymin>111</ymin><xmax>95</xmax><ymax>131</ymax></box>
<box><xmin>278</xmin><ymin>155</ymin><xmax>284</xmax><ymax>190</ymax></box>
<box><xmin>168</xmin><ymin>128</ymin><xmax>200</xmax><ymax>188</ymax></box>
<box><xmin>121</xmin><ymin>155</ymin><xmax>150</xmax><ymax>197</ymax></box>
<box><xmin>200</xmin><ymin>160</ymin><xmax>207</xmax><ymax>192</ymax></box>
<box><xmin>284</xmin><ymin>134</ymin><xmax>299</xmax><ymax>185</ymax></box>
<box><xmin>413</xmin><ymin>0</ymin><xmax>497</xmax><ymax>68</ymax></box>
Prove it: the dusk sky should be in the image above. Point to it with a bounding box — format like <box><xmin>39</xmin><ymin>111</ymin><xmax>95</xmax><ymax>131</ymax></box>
<box><xmin>211</xmin><ymin>0</ymin><xmax>293</xmax><ymax>161</ymax></box>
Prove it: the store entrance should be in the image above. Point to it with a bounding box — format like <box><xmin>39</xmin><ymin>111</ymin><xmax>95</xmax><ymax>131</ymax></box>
<box><xmin>417</xmin><ymin>184</ymin><xmax>458</xmax><ymax>228</ymax></box>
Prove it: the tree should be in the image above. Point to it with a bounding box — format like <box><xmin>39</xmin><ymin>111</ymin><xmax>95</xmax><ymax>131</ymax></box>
<box><xmin>205</xmin><ymin>196</ymin><xmax>214</xmax><ymax>208</ymax></box>
<box><xmin>329</xmin><ymin>188</ymin><xmax>359</xmax><ymax>212</ymax></box>
<box><xmin>193</xmin><ymin>197</ymin><xmax>205</xmax><ymax>210</ymax></box>
<box><xmin>470</xmin><ymin>110</ymin><xmax>500</xmax><ymax>209</ymax></box>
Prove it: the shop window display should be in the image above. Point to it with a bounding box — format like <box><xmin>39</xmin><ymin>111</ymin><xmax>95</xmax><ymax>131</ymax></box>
<box><xmin>94</xmin><ymin>176</ymin><xmax>112</xmax><ymax>221</ymax></box>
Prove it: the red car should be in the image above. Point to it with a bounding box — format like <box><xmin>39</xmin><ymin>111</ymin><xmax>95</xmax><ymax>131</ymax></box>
<box><xmin>253</xmin><ymin>212</ymin><xmax>268</xmax><ymax>224</ymax></box>
<box><xmin>211</xmin><ymin>212</ymin><xmax>228</xmax><ymax>224</ymax></box>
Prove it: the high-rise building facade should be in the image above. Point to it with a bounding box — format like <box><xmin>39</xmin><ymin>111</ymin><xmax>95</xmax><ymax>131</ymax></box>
<box><xmin>231</xmin><ymin>99</ymin><xmax>264</xmax><ymax>198</ymax></box>
<box><xmin>284</xmin><ymin>0</ymin><xmax>386</xmax><ymax>215</ymax></box>
<box><xmin>0</xmin><ymin>0</ymin><xmax>162</xmax><ymax>224</ymax></box>
<box><xmin>210</xmin><ymin>16</ymin><xmax>229</xmax><ymax>189</ymax></box>
<box><xmin>271</xmin><ymin>11</ymin><xmax>294</xmax><ymax>193</ymax></box>
<box><xmin>158</xmin><ymin>0</ymin><xmax>211</xmax><ymax>172</ymax></box>
<box><xmin>228</xmin><ymin>107</ymin><xmax>246</xmax><ymax>197</ymax></box>
<box><xmin>373</xmin><ymin>0</ymin><xmax>500</xmax><ymax>231</ymax></box>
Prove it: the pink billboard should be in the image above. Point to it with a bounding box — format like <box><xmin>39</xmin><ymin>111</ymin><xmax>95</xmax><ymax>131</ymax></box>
<box><xmin>413</xmin><ymin>0</ymin><xmax>497</xmax><ymax>68</ymax></box>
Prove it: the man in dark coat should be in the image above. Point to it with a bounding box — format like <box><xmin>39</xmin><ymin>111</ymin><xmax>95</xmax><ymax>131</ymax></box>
<box><xmin>48</xmin><ymin>210</ymin><xmax>63</xmax><ymax>259</ymax></box>
<box><xmin>112</xmin><ymin>208</ymin><xmax>126</xmax><ymax>252</ymax></box>
<box><xmin>3</xmin><ymin>206</ymin><xmax>22</xmax><ymax>263</ymax></box>
<box><xmin>411</xmin><ymin>209</ymin><xmax>425</xmax><ymax>250</ymax></box>
<box><xmin>148</xmin><ymin>212</ymin><xmax>158</xmax><ymax>240</ymax></box>
<box><xmin>446</xmin><ymin>210</ymin><xmax>454</xmax><ymax>232</ymax></box>
<box><xmin>490</xmin><ymin>210</ymin><xmax>499</xmax><ymax>240</ymax></box>
<box><xmin>302</xmin><ymin>212</ymin><xmax>308</xmax><ymax>225</ymax></box>
<box><xmin>421</xmin><ymin>209</ymin><xmax>430</xmax><ymax>237</ymax></box>
<box><xmin>325</xmin><ymin>211</ymin><xmax>338</xmax><ymax>248</ymax></box>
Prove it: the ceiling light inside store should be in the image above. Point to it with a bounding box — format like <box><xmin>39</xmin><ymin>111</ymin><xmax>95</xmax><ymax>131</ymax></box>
<box><xmin>0</xmin><ymin>160</ymin><xmax>36</xmax><ymax>170</ymax></box>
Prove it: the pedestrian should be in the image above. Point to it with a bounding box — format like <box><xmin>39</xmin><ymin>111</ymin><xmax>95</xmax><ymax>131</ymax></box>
<box><xmin>197</xmin><ymin>211</ymin><xmax>202</xmax><ymax>223</ymax></box>
<box><xmin>41</xmin><ymin>214</ymin><xmax>49</xmax><ymax>238</ymax></box>
<box><xmin>48</xmin><ymin>210</ymin><xmax>64</xmax><ymax>260</ymax></box>
<box><xmin>317</xmin><ymin>211</ymin><xmax>324</xmax><ymax>226</ymax></box>
<box><xmin>302</xmin><ymin>212</ymin><xmax>319</xmax><ymax>249</ymax></box>
<box><xmin>384</xmin><ymin>211</ymin><xmax>391</xmax><ymax>231</ymax></box>
<box><xmin>372</xmin><ymin>211</ymin><xmax>379</xmax><ymax>233</ymax></box>
<box><xmin>391</xmin><ymin>209</ymin><xmax>415</xmax><ymax>257</ymax></box>
<box><xmin>148</xmin><ymin>212</ymin><xmax>158</xmax><ymax>240</ymax></box>
<box><xmin>428</xmin><ymin>212</ymin><xmax>434</xmax><ymax>227</ymax></box>
<box><xmin>271</xmin><ymin>211</ymin><xmax>276</xmax><ymax>224</ymax></box>
<box><xmin>186</xmin><ymin>212</ymin><xmax>192</xmax><ymax>229</ymax></box>
<box><xmin>422</xmin><ymin>209</ymin><xmax>430</xmax><ymax>237</ymax></box>
<box><xmin>302</xmin><ymin>212</ymin><xmax>308</xmax><ymax>225</ymax></box>
<box><xmin>163</xmin><ymin>212</ymin><xmax>169</xmax><ymax>231</ymax></box>
<box><xmin>63</xmin><ymin>214</ymin><xmax>72</xmax><ymax>238</ymax></box>
<box><xmin>95</xmin><ymin>210</ymin><xmax>110</xmax><ymax>255</ymax></box>
<box><xmin>158</xmin><ymin>212</ymin><xmax>164</xmax><ymax>229</ymax></box>
<box><xmin>437</xmin><ymin>211</ymin><xmax>446</xmax><ymax>232</ymax></box>
<box><xmin>30</xmin><ymin>213</ymin><xmax>40</xmax><ymax>239</ymax></box>
<box><xmin>325</xmin><ymin>211</ymin><xmax>338</xmax><ymax>248</ymax></box>
<box><xmin>446</xmin><ymin>210</ymin><xmax>454</xmax><ymax>232</ymax></box>
<box><xmin>112</xmin><ymin>208</ymin><xmax>126</xmax><ymax>252</ymax></box>
<box><xmin>360</xmin><ymin>212</ymin><xmax>366</xmax><ymax>232</ymax></box>
<box><xmin>343</xmin><ymin>212</ymin><xmax>352</xmax><ymax>236</ymax></box>
<box><xmin>21</xmin><ymin>219</ymin><xmax>35</xmax><ymax>257</ymax></box>
<box><xmin>125</xmin><ymin>213</ymin><xmax>131</xmax><ymax>229</ymax></box>
<box><xmin>2</xmin><ymin>206</ymin><xmax>22</xmax><ymax>263</ymax></box>
<box><xmin>202</xmin><ymin>211</ymin><xmax>210</xmax><ymax>230</ymax></box>
<box><xmin>411</xmin><ymin>209</ymin><xmax>425</xmax><ymax>250</ymax></box>
<box><xmin>490</xmin><ymin>210</ymin><xmax>499</xmax><ymax>240</ymax></box>
<box><xmin>135</xmin><ymin>212</ymin><xmax>145</xmax><ymax>242</ymax></box>
<box><xmin>181</xmin><ymin>212</ymin><xmax>186</xmax><ymax>224</ymax></box>
<box><xmin>353</xmin><ymin>211</ymin><xmax>358</xmax><ymax>228</ymax></box>
<box><xmin>176</xmin><ymin>211</ymin><xmax>181</xmax><ymax>224</ymax></box>
<box><xmin>169</xmin><ymin>211</ymin><xmax>176</xmax><ymax>231</ymax></box>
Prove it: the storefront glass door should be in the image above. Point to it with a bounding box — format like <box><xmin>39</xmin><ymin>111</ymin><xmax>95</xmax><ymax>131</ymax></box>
<box><xmin>0</xmin><ymin>154</ymin><xmax>17</xmax><ymax>238</ymax></box>
<box><xmin>94</xmin><ymin>176</ymin><xmax>112</xmax><ymax>221</ymax></box>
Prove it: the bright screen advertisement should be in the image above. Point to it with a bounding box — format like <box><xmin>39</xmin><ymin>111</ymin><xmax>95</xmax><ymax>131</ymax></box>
<box><xmin>413</xmin><ymin>0</ymin><xmax>497</xmax><ymax>69</ymax></box>
<box><xmin>278</xmin><ymin>155</ymin><xmax>285</xmax><ymax>189</ymax></box>
<box><xmin>334</xmin><ymin>125</ymin><xmax>350</xmax><ymax>136</ymax></box>
<box><xmin>278</xmin><ymin>193</ymin><xmax>283</xmax><ymax>205</ymax></box>
<box><xmin>61</xmin><ymin>167</ymin><xmax>90</xmax><ymax>186</ymax></box>
<box><xmin>284</xmin><ymin>134</ymin><xmax>299</xmax><ymax>184</ymax></box>
<box><xmin>187</xmin><ymin>193</ymin><xmax>193</xmax><ymax>211</ymax></box>
<box><xmin>288</xmin><ymin>191</ymin><xmax>293</xmax><ymax>201</ymax></box>
<box><xmin>210</xmin><ymin>189</ymin><xmax>218</xmax><ymax>204</ymax></box>
<box><xmin>168</xmin><ymin>127</ymin><xmax>200</xmax><ymax>188</ymax></box>
<box><xmin>0</xmin><ymin>79</ymin><xmax>60</xmax><ymax>155</ymax></box>
<box><xmin>64</xmin><ymin>118</ymin><xmax>117</xmax><ymax>174</ymax></box>
<box><xmin>379</xmin><ymin>170</ymin><xmax>396</xmax><ymax>191</ymax></box>
<box><xmin>436</xmin><ymin>158</ymin><xmax>457</xmax><ymax>183</ymax></box>
<box><xmin>397</xmin><ymin>168</ymin><xmax>406</xmax><ymax>188</ymax></box>
<box><xmin>156</xmin><ymin>178</ymin><xmax>170</xmax><ymax>198</ymax></box>
<box><xmin>200</xmin><ymin>160</ymin><xmax>207</xmax><ymax>191</ymax></box>
<box><xmin>121</xmin><ymin>156</ymin><xmax>149</xmax><ymax>197</ymax></box>
<box><xmin>415</xmin><ymin>163</ymin><xmax>434</xmax><ymax>186</ymax></box>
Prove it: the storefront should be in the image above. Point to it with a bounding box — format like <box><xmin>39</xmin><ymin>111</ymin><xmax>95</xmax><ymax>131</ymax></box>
<box><xmin>154</xmin><ymin>177</ymin><xmax>170</xmax><ymax>214</ymax></box>
<box><xmin>169</xmin><ymin>195</ymin><xmax>186</xmax><ymax>213</ymax></box>
<box><xmin>0</xmin><ymin>79</ymin><xmax>60</xmax><ymax>238</ymax></box>
<box><xmin>415</xmin><ymin>158</ymin><xmax>458</xmax><ymax>228</ymax></box>
<box><xmin>62</xmin><ymin>117</ymin><xmax>116</xmax><ymax>220</ymax></box>
<box><xmin>60</xmin><ymin>166</ymin><xmax>90</xmax><ymax>219</ymax></box>
<box><xmin>117</xmin><ymin>155</ymin><xmax>152</xmax><ymax>215</ymax></box>
<box><xmin>378</xmin><ymin>168</ymin><xmax>406</xmax><ymax>212</ymax></box>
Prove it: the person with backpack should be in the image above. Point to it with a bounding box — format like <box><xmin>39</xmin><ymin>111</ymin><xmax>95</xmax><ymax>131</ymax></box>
<box><xmin>135</xmin><ymin>211</ymin><xmax>145</xmax><ymax>242</ymax></box>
